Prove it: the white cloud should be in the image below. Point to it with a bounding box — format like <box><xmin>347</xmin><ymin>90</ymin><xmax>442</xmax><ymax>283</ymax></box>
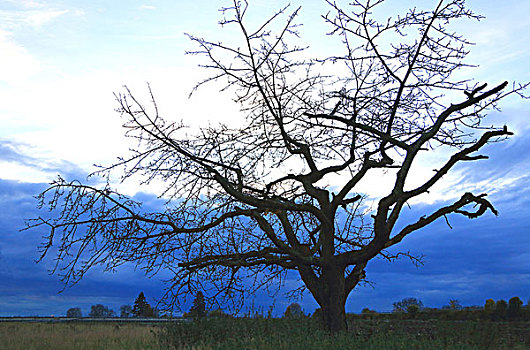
<box><xmin>0</xmin><ymin>29</ymin><xmax>40</xmax><ymax>85</ymax></box>
<box><xmin>0</xmin><ymin>9</ymin><xmax>69</xmax><ymax>30</ymax></box>
<box><xmin>0</xmin><ymin>63</ymin><xmax>243</xmax><ymax>196</ymax></box>
<box><xmin>0</xmin><ymin>161</ymin><xmax>52</xmax><ymax>183</ymax></box>
<box><xmin>24</xmin><ymin>9</ymin><xmax>69</xmax><ymax>28</ymax></box>
<box><xmin>5</xmin><ymin>0</ymin><xmax>46</xmax><ymax>9</ymax></box>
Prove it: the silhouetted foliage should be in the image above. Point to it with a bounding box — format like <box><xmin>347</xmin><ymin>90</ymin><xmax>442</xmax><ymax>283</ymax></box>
<box><xmin>507</xmin><ymin>296</ymin><xmax>523</xmax><ymax>319</ymax></box>
<box><xmin>407</xmin><ymin>304</ymin><xmax>420</xmax><ymax>314</ymax></box>
<box><xmin>66</xmin><ymin>307</ymin><xmax>82</xmax><ymax>318</ymax></box>
<box><xmin>495</xmin><ymin>299</ymin><xmax>508</xmax><ymax>320</ymax></box>
<box><xmin>361</xmin><ymin>308</ymin><xmax>376</xmax><ymax>314</ymax></box>
<box><xmin>189</xmin><ymin>291</ymin><xmax>206</xmax><ymax>318</ymax></box>
<box><xmin>484</xmin><ymin>299</ymin><xmax>495</xmax><ymax>313</ymax></box>
<box><xmin>283</xmin><ymin>303</ymin><xmax>304</xmax><ymax>319</ymax></box>
<box><xmin>208</xmin><ymin>308</ymin><xmax>232</xmax><ymax>318</ymax></box>
<box><xmin>89</xmin><ymin>304</ymin><xmax>115</xmax><ymax>318</ymax></box>
<box><xmin>26</xmin><ymin>0</ymin><xmax>528</xmax><ymax>333</ymax></box>
<box><xmin>448</xmin><ymin>299</ymin><xmax>463</xmax><ymax>310</ymax></box>
<box><xmin>132</xmin><ymin>292</ymin><xmax>154</xmax><ymax>318</ymax></box>
<box><xmin>393</xmin><ymin>298</ymin><xmax>424</xmax><ymax>313</ymax></box>
<box><xmin>120</xmin><ymin>304</ymin><xmax>133</xmax><ymax>318</ymax></box>
<box><xmin>361</xmin><ymin>308</ymin><xmax>377</xmax><ymax>319</ymax></box>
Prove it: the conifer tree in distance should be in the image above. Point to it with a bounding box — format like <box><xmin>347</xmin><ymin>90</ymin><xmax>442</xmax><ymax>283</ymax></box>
<box><xmin>132</xmin><ymin>291</ymin><xmax>151</xmax><ymax>318</ymax></box>
<box><xmin>189</xmin><ymin>291</ymin><xmax>206</xmax><ymax>318</ymax></box>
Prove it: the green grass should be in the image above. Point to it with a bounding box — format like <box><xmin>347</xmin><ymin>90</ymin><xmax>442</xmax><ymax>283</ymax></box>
<box><xmin>159</xmin><ymin>318</ymin><xmax>530</xmax><ymax>350</ymax></box>
<box><xmin>1</xmin><ymin>318</ymin><xmax>528</xmax><ymax>349</ymax></box>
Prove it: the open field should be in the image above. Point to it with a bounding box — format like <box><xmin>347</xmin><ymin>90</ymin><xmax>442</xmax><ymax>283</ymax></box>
<box><xmin>1</xmin><ymin>318</ymin><xmax>528</xmax><ymax>349</ymax></box>
<box><xmin>0</xmin><ymin>322</ymin><xmax>160</xmax><ymax>350</ymax></box>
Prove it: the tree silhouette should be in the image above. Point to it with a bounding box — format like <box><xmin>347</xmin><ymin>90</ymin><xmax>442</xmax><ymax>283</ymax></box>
<box><xmin>89</xmin><ymin>304</ymin><xmax>115</xmax><ymax>318</ymax></box>
<box><xmin>284</xmin><ymin>303</ymin><xmax>304</xmax><ymax>319</ymax></box>
<box><xmin>66</xmin><ymin>307</ymin><xmax>82</xmax><ymax>318</ymax></box>
<box><xmin>393</xmin><ymin>297</ymin><xmax>424</xmax><ymax>313</ymax></box>
<box><xmin>448</xmin><ymin>299</ymin><xmax>462</xmax><ymax>310</ymax></box>
<box><xmin>189</xmin><ymin>291</ymin><xmax>206</xmax><ymax>318</ymax></box>
<box><xmin>495</xmin><ymin>299</ymin><xmax>508</xmax><ymax>320</ymax></box>
<box><xmin>25</xmin><ymin>0</ymin><xmax>527</xmax><ymax>332</ymax></box>
<box><xmin>120</xmin><ymin>304</ymin><xmax>132</xmax><ymax>318</ymax></box>
<box><xmin>508</xmin><ymin>297</ymin><xmax>523</xmax><ymax>319</ymax></box>
<box><xmin>484</xmin><ymin>299</ymin><xmax>496</xmax><ymax>313</ymax></box>
<box><xmin>132</xmin><ymin>292</ymin><xmax>152</xmax><ymax>318</ymax></box>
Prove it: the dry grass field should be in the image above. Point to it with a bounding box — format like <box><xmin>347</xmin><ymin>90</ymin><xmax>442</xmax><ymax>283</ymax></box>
<box><xmin>0</xmin><ymin>322</ymin><xmax>161</xmax><ymax>350</ymax></box>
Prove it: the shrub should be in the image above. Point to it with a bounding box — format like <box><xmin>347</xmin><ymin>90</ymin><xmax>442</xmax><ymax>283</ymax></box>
<box><xmin>508</xmin><ymin>296</ymin><xmax>523</xmax><ymax>319</ymax></box>
<box><xmin>407</xmin><ymin>304</ymin><xmax>420</xmax><ymax>315</ymax></box>
<box><xmin>495</xmin><ymin>300</ymin><xmax>508</xmax><ymax>320</ymax></box>
<box><xmin>448</xmin><ymin>299</ymin><xmax>463</xmax><ymax>310</ymax></box>
<box><xmin>393</xmin><ymin>297</ymin><xmax>423</xmax><ymax>313</ymax></box>
<box><xmin>361</xmin><ymin>308</ymin><xmax>377</xmax><ymax>314</ymax></box>
<box><xmin>209</xmin><ymin>309</ymin><xmax>232</xmax><ymax>318</ymax></box>
<box><xmin>284</xmin><ymin>303</ymin><xmax>304</xmax><ymax>319</ymax></box>
<box><xmin>484</xmin><ymin>299</ymin><xmax>495</xmax><ymax>313</ymax></box>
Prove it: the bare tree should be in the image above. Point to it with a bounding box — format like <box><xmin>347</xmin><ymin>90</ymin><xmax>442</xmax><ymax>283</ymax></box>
<box><xmin>26</xmin><ymin>0</ymin><xmax>527</xmax><ymax>332</ymax></box>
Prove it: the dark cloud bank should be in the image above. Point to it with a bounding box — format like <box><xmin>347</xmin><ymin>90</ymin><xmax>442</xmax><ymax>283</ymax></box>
<box><xmin>0</xmin><ymin>134</ymin><xmax>528</xmax><ymax>316</ymax></box>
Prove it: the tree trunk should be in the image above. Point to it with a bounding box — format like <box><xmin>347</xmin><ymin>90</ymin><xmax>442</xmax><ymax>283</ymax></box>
<box><xmin>318</xmin><ymin>265</ymin><xmax>348</xmax><ymax>333</ymax></box>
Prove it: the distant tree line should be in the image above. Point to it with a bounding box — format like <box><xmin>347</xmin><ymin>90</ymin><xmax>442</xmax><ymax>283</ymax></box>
<box><xmin>66</xmin><ymin>293</ymin><xmax>528</xmax><ymax>321</ymax></box>
<box><xmin>65</xmin><ymin>291</ymin><xmax>160</xmax><ymax>318</ymax></box>
<box><xmin>355</xmin><ymin>296</ymin><xmax>529</xmax><ymax>321</ymax></box>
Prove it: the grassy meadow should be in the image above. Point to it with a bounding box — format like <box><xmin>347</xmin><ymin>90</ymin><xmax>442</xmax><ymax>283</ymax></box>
<box><xmin>0</xmin><ymin>322</ymin><xmax>160</xmax><ymax>350</ymax></box>
<box><xmin>1</xmin><ymin>318</ymin><xmax>528</xmax><ymax>350</ymax></box>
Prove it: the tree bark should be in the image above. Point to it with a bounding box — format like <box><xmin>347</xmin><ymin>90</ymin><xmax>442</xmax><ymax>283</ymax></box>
<box><xmin>318</xmin><ymin>265</ymin><xmax>348</xmax><ymax>332</ymax></box>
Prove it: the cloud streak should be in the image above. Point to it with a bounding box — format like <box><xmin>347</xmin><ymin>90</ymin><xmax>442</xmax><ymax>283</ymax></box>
<box><xmin>0</xmin><ymin>29</ymin><xmax>40</xmax><ymax>84</ymax></box>
<box><xmin>0</xmin><ymin>139</ymin><xmax>90</xmax><ymax>183</ymax></box>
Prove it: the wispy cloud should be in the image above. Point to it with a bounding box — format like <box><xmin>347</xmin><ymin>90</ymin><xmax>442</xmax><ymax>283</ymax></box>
<box><xmin>0</xmin><ymin>3</ymin><xmax>72</xmax><ymax>85</ymax></box>
<box><xmin>24</xmin><ymin>9</ymin><xmax>69</xmax><ymax>28</ymax></box>
<box><xmin>0</xmin><ymin>9</ymin><xmax>69</xmax><ymax>30</ymax></box>
<box><xmin>3</xmin><ymin>0</ymin><xmax>46</xmax><ymax>9</ymax></box>
<box><xmin>0</xmin><ymin>139</ymin><xmax>89</xmax><ymax>183</ymax></box>
<box><xmin>0</xmin><ymin>29</ymin><xmax>40</xmax><ymax>84</ymax></box>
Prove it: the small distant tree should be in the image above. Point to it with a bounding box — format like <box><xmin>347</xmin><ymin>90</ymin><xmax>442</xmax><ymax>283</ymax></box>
<box><xmin>208</xmin><ymin>309</ymin><xmax>231</xmax><ymax>318</ymax></box>
<box><xmin>361</xmin><ymin>308</ymin><xmax>377</xmax><ymax>319</ymax></box>
<box><xmin>132</xmin><ymin>292</ymin><xmax>153</xmax><ymax>318</ymax></box>
<box><xmin>507</xmin><ymin>297</ymin><xmax>523</xmax><ymax>319</ymax></box>
<box><xmin>120</xmin><ymin>304</ymin><xmax>133</xmax><ymax>318</ymax></box>
<box><xmin>89</xmin><ymin>304</ymin><xmax>115</xmax><ymax>318</ymax></box>
<box><xmin>393</xmin><ymin>298</ymin><xmax>423</xmax><ymax>313</ymax></box>
<box><xmin>407</xmin><ymin>304</ymin><xmax>420</xmax><ymax>315</ymax></box>
<box><xmin>66</xmin><ymin>307</ymin><xmax>82</xmax><ymax>318</ymax></box>
<box><xmin>484</xmin><ymin>299</ymin><xmax>495</xmax><ymax>313</ymax></box>
<box><xmin>189</xmin><ymin>291</ymin><xmax>206</xmax><ymax>318</ymax></box>
<box><xmin>495</xmin><ymin>299</ymin><xmax>508</xmax><ymax>319</ymax></box>
<box><xmin>283</xmin><ymin>303</ymin><xmax>304</xmax><ymax>319</ymax></box>
<box><xmin>151</xmin><ymin>306</ymin><xmax>160</xmax><ymax>318</ymax></box>
<box><xmin>449</xmin><ymin>299</ymin><xmax>463</xmax><ymax>310</ymax></box>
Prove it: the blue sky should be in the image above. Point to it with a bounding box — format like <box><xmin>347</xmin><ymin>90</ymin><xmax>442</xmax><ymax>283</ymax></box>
<box><xmin>0</xmin><ymin>0</ymin><xmax>529</xmax><ymax>317</ymax></box>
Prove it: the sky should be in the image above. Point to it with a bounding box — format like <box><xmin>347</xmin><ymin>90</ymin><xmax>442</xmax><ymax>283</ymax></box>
<box><xmin>0</xmin><ymin>0</ymin><xmax>529</xmax><ymax>317</ymax></box>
